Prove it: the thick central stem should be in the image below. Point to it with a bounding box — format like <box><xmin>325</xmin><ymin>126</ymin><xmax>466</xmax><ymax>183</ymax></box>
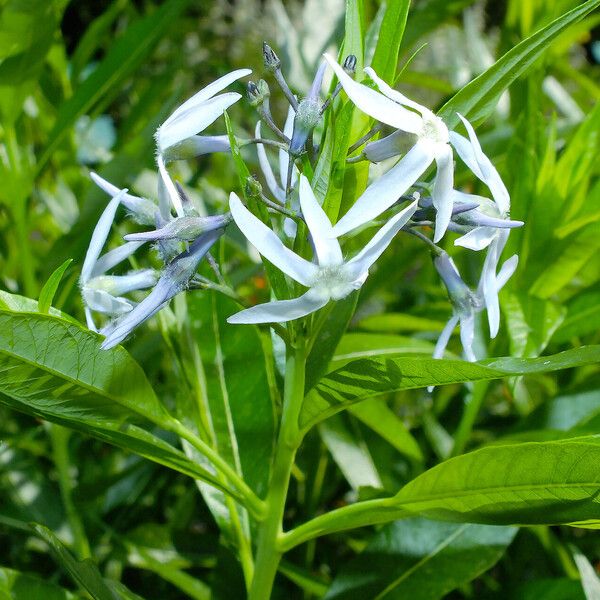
<box><xmin>249</xmin><ymin>343</ymin><xmax>306</xmax><ymax>599</ymax></box>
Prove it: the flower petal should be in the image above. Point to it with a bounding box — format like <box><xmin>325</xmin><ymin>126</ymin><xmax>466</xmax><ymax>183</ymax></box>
<box><xmin>480</xmin><ymin>230</ymin><xmax>509</xmax><ymax>339</ymax></box>
<box><xmin>256</xmin><ymin>121</ymin><xmax>286</xmax><ymax>203</ymax></box>
<box><xmin>363</xmin><ymin>66</ymin><xmax>428</xmax><ymax>115</ymax></box>
<box><xmin>161</xmin><ymin>69</ymin><xmax>251</xmax><ymax>130</ymax></box>
<box><xmin>497</xmin><ymin>254</ymin><xmax>518</xmax><ymax>290</ymax></box>
<box><xmin>87</xmin><ymin>270</ymin><xmax>157</xmax><ymax>296</ymax></box>
<box><xmin>451</xmin><ymin>115</ymin><xmax>510</xmax><ymax>214</ymax></box>
<box><xmin>432</xmin><ymin>144</ymin><xmax>454</xmax><ymax>242</ymax></box>
<box><xmin>92</xmin><ymin>241</ymin><xmax>145</xmax><ymax>277</ymax></box>
<box><xmin>324</xmin><ymin>55</ymin><xmax>423</xmax><ymax>134</ymax></box>
<box><xmin>81</xmin><ymin>189</ymin><xmax>126</xmax><ymax>283</ymax></box>
<box><xmin>157</xmin><ymin>154</ymin><xmax>184</xmax><ymax>218</ymax></box>
<box><xmin>454</xmin><ymin>226</ymin><xmax>496</xmax><ymax>251</ymax></box>
<box><xmin>333</xmin><ymin>140</ymin><xmax>434</xmax><ymax>236</ymax></box>
<box><xmin>90</xmin><ymin>172</ymin><xmax>154</xmax><ymax>219</ymax></box>
<box><xmin>433</xmin><ymin>314</ymin><xmax>459</xmax><ymax>359</ymax></box>
<box><xmin>158</xmin><ymin>92</ymin><xmax>241</xmax><ymax>152</ymax></box>
<box><xmin>459</xmin><ymin>311</ymin><xmax>477</xmax><ymax>362</ymax></box>
<box><xmin>299</xmin><ymin>175</ymin><xmax>342</xmax><ymax>266</ymax></box>
<box><xmin>229</xmin><ymin>192</ymin><xmax>318</xmax><ymax>286</ymax></box>
<box><xmin>346</xmin><ymin>199</ymin><xmax>418</xmax><ymax>279</ymax></box>
<box><xmin>82</xmin><ymin>287</ymin><xmax>134</xmax><ymax>315</ymax></box>
<box><xmin>227</xmin><ymin>291</ymin><xmax>329</xmax><ymax>324</ymax></box>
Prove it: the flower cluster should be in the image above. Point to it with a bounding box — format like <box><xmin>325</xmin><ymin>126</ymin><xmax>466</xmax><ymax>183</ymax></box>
<box><xmin>81</xmin><ymin>43</ymin><xmax>523</xmax><ymax>364</ymax></box>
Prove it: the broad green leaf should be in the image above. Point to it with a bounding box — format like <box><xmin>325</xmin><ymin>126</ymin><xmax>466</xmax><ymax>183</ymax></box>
<box><xmin>502</xmin><ymin>292</ymin><xmax>565</xmax><ymax>357</ymax></box>
<box><xmin>38</xmin><ymin>258</ymin><xmax>72</xmax><ymax>314</ymax></box>
<box><xmin>358</xmin><ymin>313</ymin><xmax>447</xmax><ymax>333</ymax></box>
<box><xmin>438</xmin><ymin>0</ymin><xmax>600</xmax><ymax>127</ymax></box>
<box><xmin>319</xmin><ymin>413</ymin><xmax>383</xmax><ymax>490</ymax></box>
<box><xmin>370</xmin><ymin>0</ymin><xmax>410</xmax><ymax>84</ymax></box>
<box><xmin>514</xmin><ymin>578</ymin><xmax>586</xmax><ymax>600</ymax></box>
<box><xmin>391</xmin><ymin>439</ymin><xmax>600</xmax><ymax>527</ymax></box>
<box><xmin>0</xmin><ymin>290</ymin><xmax>79</xmax><ymax>324</ymax></box>
<box><xmin>555</xmin><ymin>291</ymin><xmax>600</xmax><ymax>342</ymax></box>
<box><xmin>0</xmin><ymin>566</ymin><xmax>75</xmax><ymax>600</ymax></box>
<box><xmin>37</xmin><ymin>0</ymin><xmax>191</xmax><ymax>173</ymax></box>
<box><xmin>300</xmin><ymin>346</ymin><xmax>600</xmax><ymax>428</ymax></box>
<box><xmin>325</xmin><ymin>518</ymin><xmax>516</xmax><ymax>599</ymax></box>
<box><xmin>32</xmin><ymin>524</ymin><xmax>141</xmax><ymax>600</ymax></box>
<box><xmin>305</xmin><ymin>291</ymin><xmax>359</xmax><ymax>391</ymax></box>
<box><xmin>0</xmin><ymin>310</ymin><xmax>232</xmax><ymax>493</ymax></box>
<box><xmin>349</xmin><ymin>399</ymin><xmax>423</xmax><ymax>463</ymax></box>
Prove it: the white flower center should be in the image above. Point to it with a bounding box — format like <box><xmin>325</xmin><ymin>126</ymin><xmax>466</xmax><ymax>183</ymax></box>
<box><xmin>309</xmin><ymin>265</ymin><xmax>356</xmax><ymax>301</ymax></box>
<box><xmin>420</xmin><ymin>112</ymin><xmax>449</xmax><ymax>145</ymax></box>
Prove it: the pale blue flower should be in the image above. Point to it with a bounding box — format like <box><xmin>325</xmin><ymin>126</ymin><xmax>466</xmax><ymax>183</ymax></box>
<box><xmin>80</xmin><ymin>189</ymin><xmax>157</xmax><ymax>331</ymax></box>
<box><xmin>227</xmin><ymin>175</ymin><xmax>417</xmax><ymax>324</ymax></box>
<box><xmin>101</xmin><ymin>227</ymin><xmax>226</xmax><ymax>349</ymax></box>
<box><xmin>324</xmin><ymin>56</ymin><xmax>511</xmax><ymax>244</ymax></box>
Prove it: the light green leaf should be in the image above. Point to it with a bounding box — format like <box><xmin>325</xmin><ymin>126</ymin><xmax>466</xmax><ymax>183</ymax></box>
<box><xmin>0</xmin><ymin>290</ymin><xmax>78</xmax><ymax>324</ymax></box>
<box><xmin>438</xmin><ymin>0</ymin><xmax>600</xmax><ymax>127</ymax></box>
<box><xmin>358</xmin><ymin>313</ymin><xmax>447</xmax><ymax>333</ymax></box>
<box><xmin>555</xmin><ymin>291</ymin><xmax>600</xmax><ymax>342</ymax></box>
<box><xmin>325</xmin><ymin>518</ymin><xmax>516</xmax><ymax>599</ymax></box>
<box><xmin>301</xmin><ymin>346</ymin><xmax>600</xmax><ymax>428</ymax></box>
<box><xmin>38</xmin><ymin>258</ymin><xmax>72</xmax><ymax>314</ymax></box>
<box><xmin>392</xmin><ymin>439</ymin><xmax>600</xmax><ymax>527</ymax></box>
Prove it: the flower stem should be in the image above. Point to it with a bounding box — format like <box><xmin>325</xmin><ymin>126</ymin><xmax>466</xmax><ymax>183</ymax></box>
<box><xmin>249</xmin><ymin>342</ymin><xmax>307</xmax><ymax>599</ymax></box>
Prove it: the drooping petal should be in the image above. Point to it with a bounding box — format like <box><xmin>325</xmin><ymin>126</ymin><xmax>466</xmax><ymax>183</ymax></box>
<box><xmin>256</xmin><ymin>121</ymin><xmax>286</xmax><ymax>203</ymax></box>
<box><xmin>346</xmin><ymin>200</ymin><xmax>418</xmax><ymax>279</ymax></box>
<box><xmin>363</xmin><ymin>66</ymin><xmax>428</xmax><ymax>115</ymax></box>
<box><xmin>448</xmin><ymin>131</ymin><xmax>485</xmax><ymax>180</ymax></box>
<box><xmin>82</xmin><ymin>287</ymin><xmax>134</xmax><ymax>315</ymax></box>
<box><xmin>81</xmin><ymin>189</ymin><xmax>126</xmax><ymax>284</ymax></box>
<box><xmin>433</xmin><ymin>314</ymin><xmax>459</xmax><ymax>359</ymax></box>
<box><xmin>459</xmin><ymin>311</ymin><xmax>477</xmax><ymax>362</ymax></box>
<box><xmin>229</xmin><ymin>193</ymin><xmax>318</xmax><ymax>286</ymax></box>
<box><xmin>92</xmin><ymin>241</ymin><xmax>144</xmax><ymax>277</ymax></box>
<box><xmin>454</xmin><ymin>226</ymin><xmax>497</xmax><ymax>251</ymax></box>
<box><xmin>157</xmin><ymin>154</ymin><xmax>184</xmax><ymax>218</ymax></box>
<box><xmin>157</xmin><ymin>93</ymin><xmax>241</xmax><ymax>152</ymax></box>
<box><xmin>324</xmin><ymin>55</ymin><xmax>423</xmax><ymax>134</ymax></box>
<box><xmin>227</xmin><ymin>291</ymin><xmax>329</xmax><ymax>324</ymax></box>
<box><xmin>480</xmin><ymin>230</ymin><xmax>509</xmax><ymax>338</ymax></box>
<box><xmin>86</xmin><ymin>270</ymin><xmax>158</xmax><ymax>296</ymax></box>
<box><xmin>101</xmin><ymin>228</ymin><xmax>224</xmax><ymax>349</ymax></box>
<box><xmin>432</xmin><ymin>144</ymin><xmax>454</xmax><ymax>242</ymax></box>
<box><xmin>333</xmin><ymin>140</ymin><xmax>434</xmax><ymax>236</ymax></box>
<box><xmin>451</xmin><ymin>115</ymin><xmax>510</xmax><ymax>214</ymax></box>
<box><xmin>299</xmin><ymin>175</ymin><xmax>342</xmax><ymax>267</ymax></box>
<box><xmin>85</xmin><ymin>306</ymin><xmax>97</xmax><ymax>332</ymax></box>
<box><xmin>364</xmin><ymin>130</ymin><xmax>407</xmax><ymax>162</ymax></box>
<box><xmin>90</xmin><ymin>172</ymin><xmax>157</xmax><ymax>225</ymax></box>
<box><xmin>496</xmin><ymin>254</ymin><xmax>518</xmax><ymax>290</ymax></box>
<box><xmin>163</xmin><ymin>134</ymin><xmax>231</xmax><ymax>161</ymax></box>
<box><xmin>279</xmin><ymin>107</ymin><xmax>298</xmax><ymax>190</ymax></box>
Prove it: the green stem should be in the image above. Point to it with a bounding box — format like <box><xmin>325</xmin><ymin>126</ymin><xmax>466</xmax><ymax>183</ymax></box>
<box><xmin>168</xmin><ymin>418</ymin><xmax>266</xmax><ymax>520</ymax></box>
<box><xmin>249</xmin><ymin>342</ymin><xmax>307</xmax><ymax>599</ymax></box>
<box><xmin>280</xmin><ymin>498</ymin><xmax>410</xmax><ymax>552</ymax></box>
<box><xmin>49</xmin><ymin>425</ymin><xmax>91</xmax><ymax>558</ymax></box>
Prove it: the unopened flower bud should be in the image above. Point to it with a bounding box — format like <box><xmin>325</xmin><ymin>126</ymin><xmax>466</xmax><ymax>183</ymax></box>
<box><xmin>247</xmin><ymin>81</ymin><xmax>264</xmax><ymax>107</ymax></box>
<box><xmin>343</xmin><ymin>54</ymin><xmax>357</xmax><ymax>75</ymax></box>
<box><xmin>245</xmin><ymin>175</ymin><xmax>263</xmax><ymax>198</ymax></box>
<box><xmin>263</xmin><ymin>42</ymin><xmax>281</xmax><ymax>71</ymax></box>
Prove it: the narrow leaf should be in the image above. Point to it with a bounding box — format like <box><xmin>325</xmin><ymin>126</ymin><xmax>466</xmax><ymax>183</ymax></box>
<box><xmin>38</xmin><ymin>258</ymin><xmax>72</xmax><ymax>314</ymax></box>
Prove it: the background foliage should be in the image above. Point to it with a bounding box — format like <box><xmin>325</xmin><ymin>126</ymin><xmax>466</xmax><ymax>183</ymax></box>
<box><xmin>0</xmin><ymin>0</ymin><xmax>599</xmax><ymax>598</ymax></box>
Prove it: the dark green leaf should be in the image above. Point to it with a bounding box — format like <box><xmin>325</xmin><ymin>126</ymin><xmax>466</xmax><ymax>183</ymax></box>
<box><xmin>325</xmin><ymin>518</ymin><xmax>516</xmax><ymax>599</ymax></box>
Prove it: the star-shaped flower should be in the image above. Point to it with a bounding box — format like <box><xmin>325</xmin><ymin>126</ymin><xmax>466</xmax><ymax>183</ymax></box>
<box><xmin>227</xmin><ymin>175</ymin><xmax>417</xmax><ymax>324</ymax></box>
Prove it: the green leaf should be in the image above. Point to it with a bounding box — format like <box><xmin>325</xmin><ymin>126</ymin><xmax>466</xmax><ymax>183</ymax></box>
<box><xmin>370</xmin><ymin>0</ymin><xmax>410</xmax><ymax>83</ymax></box>
<box><xmin>325</xmin><ymin>518</ymin><xmax>516</xmax><ymax>599</ymax></box>
<box><xmin>438</xmin><ymin>0</ymin><xmax>600</xmax><ymax>127</ymax></box>
<box><xmin>31</xmin><ymin>524</ymin><xmax>136</xmax><ymax>600</ymax></box>
<box><xmin>301</xmin><ymin>346</ymin><xmax>600</xmax><ymax>428</ymax></box>
<box><xmin>555</xmin><ymin>291</ymin><xmax>600</xmax><ymax>342</ymax></box>
<box><xmin>38</xmin><ymin>258</ymin><xmax>72</xmax><ymax>314</ymax></box>
<box><xmin>0</xmin><ymin>565</ymin><xmax>75</xmax><ymax>600</ymax></box>
<box><xmin>502</xmin><ymin>292</ymin><xmax>565</xmax><ymax>357</ymax></box>
<box><xmin>37</xmin><ymin>0</ymin><xmax>190</xmax><ymax>173</ymax></box>
<box><xmin>391</xmin><ymin>439</ymin><xmax>600</xmax><ymax>527</ymax></box>
<box><xmin>349</xmin><ymin>399</ymin><xmax>423</xmax><ymax>463</ymax></box>
<box><xmin>0</xmin><ymin>289</ymin><xmax>78</xmax><ymax>324</ymax></box>
<box><xmin>0</xmin><ymin>310</ymin><xmax>232</xmax><ymax>493</ymax></box>
<box><xmin>358</xmin><ymin>312</ymin><xmax>447</xmax><ymax>333</ymax></box>
<box><xmin>305</xmin><ymin>291</ymin><xmax>359</xmax><ymax>391</ymax></box>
